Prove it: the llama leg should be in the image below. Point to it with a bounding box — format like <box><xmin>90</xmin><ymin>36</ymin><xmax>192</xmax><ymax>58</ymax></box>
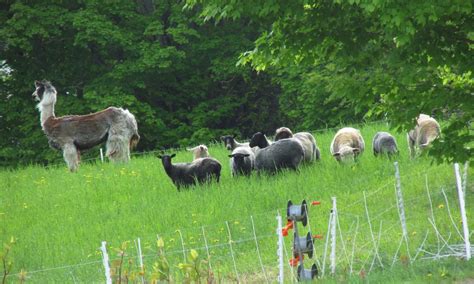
<box><xmin>106</xmin><ymin>136</ymin><xmax>130</xmax><ymax>163</ymax></box>
<box><xmin>63</xmin><ymin>143</ymin><xmax>80</xmax><ymax>172</ymax></box>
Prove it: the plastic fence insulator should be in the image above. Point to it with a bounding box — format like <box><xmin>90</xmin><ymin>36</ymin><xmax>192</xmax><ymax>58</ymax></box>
<box><xmin>313</xmin><ymin>234</ymin><xmax>323</xmax><ymax>240</ymax></box>
<box><xmin>311</xmin><ymin>201</ymin><xmax>321</xmax><ymax>206</ymax></box>
<box><xmin>282</xmin><ymin>221</ymin><xmax>294</xmax><ymax>237</ymax></box>
<box><xmin>289</xmin><ymin>255</ymin><xmax>304</xmax><ymax>267</ymax></box>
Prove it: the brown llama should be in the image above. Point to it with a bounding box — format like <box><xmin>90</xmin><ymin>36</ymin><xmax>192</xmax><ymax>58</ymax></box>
<box><xmin>32</xmin><ymin>80</ymin><xmax>140</xmax><ymax>171</ymax></box>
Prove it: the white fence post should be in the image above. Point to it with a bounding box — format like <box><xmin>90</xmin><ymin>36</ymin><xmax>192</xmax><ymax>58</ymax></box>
<box><xmin>454</xmin><ymin>163</ymin><xmax>471</xmax><ymax>260</ymax></box>
<box><xmin>100</xmin><ymin>148</ymin><xmax>104</xmax><ymax>163</ymax></box>
<box><xmin>330</xmin><ymin>197</ymin><xmax>337</xmax><ymax>275</ymax></box>
<box><xmin>100</xmin><ymin>241</ymin><xmax>112</xmax><ymax>284</ymax></box>
<box><xmin>462</xmin><ymin>161</ymin><xmax>469</xmax><ymax>198</ymax></box>
<box><xmin>136</xmin><ymin>238</ymin><xmax>144</xmax><ymax>284</ymax></box>
<box><xmin>276</xmin><ymin>214</ymin><xmax>284</xmax><ymax>284</ymax></box>
<box><xmin>394</xmin><ymin>162</ymin><xmax>408</xmax><ymax>237</ymax></box>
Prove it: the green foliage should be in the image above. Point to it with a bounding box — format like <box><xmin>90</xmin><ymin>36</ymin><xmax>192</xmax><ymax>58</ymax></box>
<box><xmin>191</xmin><ymin>0</ymin><xmax>473</xmax><ymax>162</ymax></box>
<box><xmin>0</xmin><ymin>1</ymin><xmax>282</xmax><ymax>167</ymax></box>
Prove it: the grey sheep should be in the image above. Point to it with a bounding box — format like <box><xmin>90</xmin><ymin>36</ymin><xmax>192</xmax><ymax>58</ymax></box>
<box><xmin>372</xmin><ymin>132</ymin><xmax>398</xmax><ymax>156</ymax></box>
<box><xmin>330</xmin><ymin>127</ymin><xmax>365</xmax><ymax>163</ymax></box>
<box><xmin>249</xmin><ymin>132</ymin><xmax>304</xmax><ymax>173</ymax></box>
<box><xmin>275</xmin><ymin>127</ymin><xmax>321</xmax><ymax>162</ymax></box>
<box><xmin>220</xmin><ymin>135</ymin><xmax>250</xmax><ymax>150</ymax></box>
<box><xmin>157</xmin><ymin>154</ymin><xmax>221</xmax><ymax>191</ymax></box>
<box><xmin>407</xmin><ymin>114</ymin><xmax>441</xmax><ymax>158</ymax></box>
<box><xmin>228</xmin><ymin>146</ymin><xmax>255</xmax><ymax>176</ymax></box>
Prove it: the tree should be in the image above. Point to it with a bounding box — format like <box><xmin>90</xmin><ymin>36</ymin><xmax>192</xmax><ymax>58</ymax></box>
<box><xmin>188</xmin><ymin>0</ymin><xmax>473</xmax><ymax>163</ymax></box>
<box><xmin>0</xmin><ymin>1</ymin><xmax>282</xmax><ymax>167</ymax></box>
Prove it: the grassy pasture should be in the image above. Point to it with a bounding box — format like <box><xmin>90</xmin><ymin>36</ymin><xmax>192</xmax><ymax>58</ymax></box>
<box><xmin>1</xmin><ymin>123</ymin><xmax>473</xmax><ymax>282</ymax></box>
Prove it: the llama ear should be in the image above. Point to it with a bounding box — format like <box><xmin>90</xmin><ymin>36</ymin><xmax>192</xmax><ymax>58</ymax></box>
<box><xmin>171</xmin><ymin>153</ymin><xmax>176</xmax><ymax>158</ymax></box>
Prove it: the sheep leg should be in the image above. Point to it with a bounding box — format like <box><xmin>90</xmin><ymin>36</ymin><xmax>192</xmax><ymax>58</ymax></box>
<box><xmin>63</xmin><ymin>143</ymin><xmax>80</xmax><ymax>172</ymax></box>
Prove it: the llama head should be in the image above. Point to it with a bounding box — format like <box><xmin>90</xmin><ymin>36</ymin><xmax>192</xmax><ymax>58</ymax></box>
<box><xmin>274</xmin><ymin>127</ymin><xmax>293</xmax><ymax>141</ymax></box>
<box><xmin>33</xmin><ymin>80</ymin><xmax>56</xmax><ymax>106</ymax></box>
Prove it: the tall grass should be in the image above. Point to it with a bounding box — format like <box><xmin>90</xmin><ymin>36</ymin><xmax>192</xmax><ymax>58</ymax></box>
<box><xmin>1</xmin><ymin>123</ymin><xmax>472</xmax><ymax>282</ymax></box>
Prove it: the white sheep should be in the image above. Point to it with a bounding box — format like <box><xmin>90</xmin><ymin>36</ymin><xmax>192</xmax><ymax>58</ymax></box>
<box><xmin>274</xmin><ymin>127</ymin><xmax>320</xmax><ymax>162</ymax></box>
<box><xmin>330</xmin><ymin>127</ymin><xmax>365</xmax><ymax>163</ymax></box>
<box><xmin>187</xmin><ymin>144</ymin><xmax>209</xmax><ymax>160</ymax></box>
<box><xmin>407</xmin><ymin>114</ymin><xmax>441</xmax><ymax>157</ymax></box>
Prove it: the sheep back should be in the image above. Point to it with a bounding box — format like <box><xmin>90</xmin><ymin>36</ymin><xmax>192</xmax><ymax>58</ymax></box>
<box><xmin>170</xmin><ymin>158</ymin><xmax>221</xmax><ymax>188</ymax></box>
<box><xmin>372</xmin><ymin>132</ymin><xmax>398</xmax><ymax>155</ymax></box>
<box><xmin>330</xmin><ymin>127</ymin><xmax>365</xmax><ymax>155</ymax></box>
<box><xmin>254</xmin><ymin>138</ymin><xmax>304</xmax><ymax>173</ymax></box>
<box><xmin>294</xmin><ymin>132</ymin><xmax>320</xmax><ymax>162</ymax></box>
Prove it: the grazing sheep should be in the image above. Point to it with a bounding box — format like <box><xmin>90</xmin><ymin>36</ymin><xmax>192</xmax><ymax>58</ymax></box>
<box><xmin>228</xmin><ymin>146</ymin><xmax>255</xmax><ymax>176</ymax></box>
<box><xmin>372</xmin><ymin>132</ymin><xmax>398</xmax><ymax>156</ymax></box>
<box><xmin>220</xmin><ymin>135</ymin><xmax>250</xmax><ymax>151</ymax></box>
<box><xmin>157</xmin><ymin>154</ymin><xmax>221</xmax><ymax>191</ymax></box>
<box><xmin>187</xmin><ymin>144</ymin><xmax>209</xmax><ymax>160</ymax></box>
<box><xmin>275</xmin><ymin>127</ymin><xmax>321</xmax><ymax>162</ymax></box>
<box><xmin>407</xmin><ymin>114</ymin><xmax>441</xmax><ymax>157</ymax></box>
<box><xmin>330</xmin><ymin>127</ymin><xmax>365</xmax><ymax>163</ymax></box>
<box><xmin>249</xmin><ymin>132</ymin><xmax>304</xmax><ymax>173</ymax></box>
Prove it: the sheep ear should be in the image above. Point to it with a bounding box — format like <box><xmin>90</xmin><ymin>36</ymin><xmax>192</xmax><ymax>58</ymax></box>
<box><xmin>220</xmin><ymin>136</ymin><xmax>225</xmax><ymax>141</ymax></box>
<box><xmin>228</xmin><ymin>154</ymin><xmax>234</xmax><ymax>158</ymax></box>
<box><xmin>186</xmin><ymin>146</ymin><xmax>196</xmax><ymax>151</ymax></box>
<box><xmin>332</xmin><ymin>152</ymin><xmax>340</xmax><ymax>157</ymax></box>
<box><xmin>352</xmin><ymin>148</ymin><xmax>360</xmax><ymax>154</ymax></box>
<box><xmin>171</xmin><ymin>153</ymin><xmax>176</xmax><ymax>158</ymax></box>
<box><xmin>35</xmin><ymin>80</ymin><xmax>42</xmax><ymax>87</ymax></box>
<box><xmin>243</xmin><ymin>154</ymin><xmax>250</xmax><ymax>157</ymax></box>
<box><xmin>157</xmin><ymin>155</ymin><xmax>162</xmax><ymax>159</ymax></box>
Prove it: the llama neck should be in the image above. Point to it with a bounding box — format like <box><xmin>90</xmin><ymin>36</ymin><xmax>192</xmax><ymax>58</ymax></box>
<box><xmin>39</xmin><ymin>103</ymin><xmax>56</xmax><ymax>127</ymax></box>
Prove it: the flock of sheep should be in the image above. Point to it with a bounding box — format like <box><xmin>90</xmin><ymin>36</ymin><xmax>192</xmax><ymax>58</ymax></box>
<box><xmin>157</xmin><ymin>114</ymin><xmax>441</xmax><ymax>190</ymax></box>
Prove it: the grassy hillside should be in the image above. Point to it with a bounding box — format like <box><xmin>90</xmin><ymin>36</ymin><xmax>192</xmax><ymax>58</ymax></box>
<box><xmin>1</xmin><ymin>123</ymin><xmax>473</xmax><ymax>282</ymax></box>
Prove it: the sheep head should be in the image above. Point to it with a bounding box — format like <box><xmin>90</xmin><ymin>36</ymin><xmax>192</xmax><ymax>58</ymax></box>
<box><xmin>249</xmin><ymin>132</ymin><xmax>269</xmax><ymax>148</ymax></box>
<box><xmin>275</xmin><ymin>127</ymin><xmax>293</xmax><ymax>141</ymax></box>
<box><xmin>333</xmin><ymin>146</ymin><xmax>359</xmax><ymax>163</ymax></box>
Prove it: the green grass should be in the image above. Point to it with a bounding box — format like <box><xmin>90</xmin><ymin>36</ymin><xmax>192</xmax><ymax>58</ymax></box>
<box><xmin>1</xmin><ymin>123</ymin><xmax>473</xmax><ymax>282</ymax></box>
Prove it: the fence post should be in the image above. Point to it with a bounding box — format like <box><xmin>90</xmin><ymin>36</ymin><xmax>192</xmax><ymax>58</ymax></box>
<box><xmin>330</xmin><ymin>197</ymin><xmax>337</xmax><ymax>275</ymax></box>
<box><xmin>276</xmin><ymin>213</ymin><xmax>284</xmax><ymax>284</ymax></box>
<box><xmin>100</xmin><ymin>148</ymin><xmax>104</xmax><ymax>163</ymax></box>
<box><xmin>394</xmin><ymin>162</ymin><xmax>408</xmax><ymax>238</ymax></box>
<box><xmin>454</xmin><ymin>163</ymin><xmax>471</xmax><ymax>260</ymax></box>
<box><xmin>136</xmin><ymin>238</ymin><xmax>144</xmax><ymax>284</ymax></box>
<box><xmin>462</xmin><ymin>161</ymin><xmax>469</xmax><ymax>199</ymax></box>
<box><xmin>100</xmin><ymin>241</ymin><xmax>112</xmax><ymax>284</ymax></box>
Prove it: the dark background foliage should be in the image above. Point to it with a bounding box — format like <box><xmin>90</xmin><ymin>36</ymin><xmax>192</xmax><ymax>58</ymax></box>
<box><xmin>0</xmin><ymin>0</ymin><xmax>472</xmax><ymax>167</ymax></box>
